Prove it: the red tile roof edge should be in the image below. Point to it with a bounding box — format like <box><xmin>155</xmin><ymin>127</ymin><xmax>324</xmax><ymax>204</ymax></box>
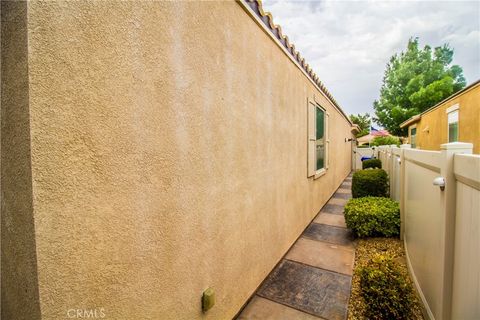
<box><xmin>244</xmin><ymin>0</ymin><xmax>349</xmax><ymax>122</ymax></box>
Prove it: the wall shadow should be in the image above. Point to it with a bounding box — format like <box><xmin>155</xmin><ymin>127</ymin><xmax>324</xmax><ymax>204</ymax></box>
<box><xmin>1</xmin><ymin>1</ymin><xmax>42</xmax><ymax>319</ymax></box>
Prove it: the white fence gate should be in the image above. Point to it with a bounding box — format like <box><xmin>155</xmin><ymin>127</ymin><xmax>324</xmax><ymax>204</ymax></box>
<box><xmin>352</xmin><ymin>147</ymin><xmax>376</xmax><ymax>171</ymax></box>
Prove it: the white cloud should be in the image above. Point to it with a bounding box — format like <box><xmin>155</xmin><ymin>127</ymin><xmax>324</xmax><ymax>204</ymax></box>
<box><xmin>262</xmin><ymin>0</ymin><xmax>480</xmax><ymax>117</ymax></box>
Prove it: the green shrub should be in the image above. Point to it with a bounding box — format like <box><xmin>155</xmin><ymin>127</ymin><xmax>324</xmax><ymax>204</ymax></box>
<box><xmin>358</xmin><ymin>254</ymin><xmax>414</xmax><ymax>319</ymax></box>
<box><xmin>344</xmin><ymin>197</ymin><xmax>400</xmax><ymax>237</ymax></box>
<box><xmin>352</xmin><ymin>169</ymin><xmax>389</xmax><ymax>198</ymax></box>
<box><xmin>370</xmin><ymin>135</ymin><xmax>400</xmax><ymax>147</ymax></box>
<box><xmin>362</xmin><ymin>158</ymin><xmax>382</xmax><ymax>169</ymax></box>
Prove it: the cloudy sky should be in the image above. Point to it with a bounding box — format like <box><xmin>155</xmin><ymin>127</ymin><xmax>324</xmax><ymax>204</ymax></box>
<box><xmin>261</xmin><ymin>0</ymin><xmax>480</xmax><ymax>118</ymax></box>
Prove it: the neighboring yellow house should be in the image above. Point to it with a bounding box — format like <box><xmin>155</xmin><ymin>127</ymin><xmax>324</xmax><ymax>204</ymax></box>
<box><xmin>2</xmin><ymin>1</ymin><xmax>357</xmax><ymax>319</ymax></box>
<box><xmin>400</xmin><ymin>80</ymin><xmax>480</xmax><ymax>154</ymax></box>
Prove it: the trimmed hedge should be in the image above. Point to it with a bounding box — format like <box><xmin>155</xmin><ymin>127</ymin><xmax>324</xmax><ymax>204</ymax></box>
<box><xmin>362</xmin><ymin>158</ymin><xmax>382</xmax><ymax>169</ymax></box>
<box><xmin>352</xmin><ymin>169</ymin><xmax>389</xmax><ymax>198</ymax></box>
<box><xmin>359</xmin><ymin>254</ymin><xmax>414</xmax><ymax>319</ymax></box>
<box><xmin>344</xmin><ymin>197</ymin><xmax>400</xmax><ymax>237</ymax></box>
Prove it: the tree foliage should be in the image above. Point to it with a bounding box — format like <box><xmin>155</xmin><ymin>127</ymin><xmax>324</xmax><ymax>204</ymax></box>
<box><xmin>370</xmin><ymin>135</ymin><xmax>400</xmax><ymax>147</ymax></box>
<box><xmin>350</xmin><ymin>113</ymin><xmax>371</xmax><ymax>137</ymax></box>
<box><xmin>374</xmin><ymin>38</ymin><xmax>466</xmax><ymax>136</ymax></box>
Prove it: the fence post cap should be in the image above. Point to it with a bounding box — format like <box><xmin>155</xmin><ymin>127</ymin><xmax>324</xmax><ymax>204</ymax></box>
<box><xmin>440</xmin><ymin>142</ymin><xmax>473</xmax><ymax>150</ymax></box>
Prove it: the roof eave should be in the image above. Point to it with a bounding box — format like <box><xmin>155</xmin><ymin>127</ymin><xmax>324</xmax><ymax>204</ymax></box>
<box><xmin>400</xmin><ymin>115</ymin><xmax>421</xmax><ymax>128</ymax></box>
<box><xmin>351</xmin><ymin>124</ymin><xmax>361</xmax><ymax>134</ymax></box>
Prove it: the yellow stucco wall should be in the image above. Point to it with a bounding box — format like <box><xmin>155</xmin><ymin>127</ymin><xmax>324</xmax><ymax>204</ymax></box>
<box><xmin>407</xmin><ymin>83</ymin><xmax>480</xmax><ymax>154</ymax></box>
<box><xmin>2</xmin><ymin>1</ymin><xmax>354</xmax><ymax>319</ymax></box>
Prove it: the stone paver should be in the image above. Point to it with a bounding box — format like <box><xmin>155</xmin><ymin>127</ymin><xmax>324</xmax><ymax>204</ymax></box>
<box><xmin>332</xmin><ymin>192</ymin><xmax>352</xmax><ymax>200</ymax></box>
<box><xmin>286</xmin><ymin>238</ymin><xmax>355</xmax><ymax>275</ymax></box>
<box><xmin>320</xmin><ymin>203</ymin><xmax>344</xmax><ymax>215</ymax></box>
<box><xmin>237</xmin><ymin>174</ymin><xmax>354</xmax><ymax>320</ymax></box>
<box><xmin>303</xmin><ymin>223</ymin><xmax>353</xmax><ymax>247</ymax></box>
<box><xmin>257</xmin><ymin>260</ymin><xmax>351</xmax><ymax>320</ymax></box>
<box><xmin>314</xmin><ymin>213</ymin><xmax>346</xmax><ymax>228</ymax></box>
<box><xmin>336</xmin><ymin>188</ymin><xmax>350</xmax><ymax>194</ymax></box>
<box><xmin>237</xmin><ymin>296</ymin><xmax>321</xmax><ymax>320</ymax></box>
<box><xmin>328</xmin><ymin>198</ymin><xmax>347</xmax><ymax>206</ymax></box>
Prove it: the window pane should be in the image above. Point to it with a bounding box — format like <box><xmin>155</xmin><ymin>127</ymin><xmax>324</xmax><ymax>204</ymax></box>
<box><xmin>316</xmin><ymin>140</ymin><xmax>324</xmax><ymax>170</ymax></box>
<box><xmin>448</xmin><ymin>111</ymin><xmax>458</xmax><ymax>124</ymax></box>
<box><xmin>410</xmin><ymin>128</ymin><xmax>416</xmax><ymax>148</ymax></box>
<box><xmin>449</xmin><ymin>122</ymin><xmax>458</xmax><ymax>142</ymax></box>
<box><xmin>448</xmin><ymin>110</ymin><xmax>458</xmax><ymax>142</ymax></box>
<box><xmin>316</xmin><ymin>107</ymin><xmax>325</xmax><ymax>170</ymax></box>
<box><xmin>316</xmin><ymin>108</ymin><xmax>324</xmax><ymax>140</ymax></box>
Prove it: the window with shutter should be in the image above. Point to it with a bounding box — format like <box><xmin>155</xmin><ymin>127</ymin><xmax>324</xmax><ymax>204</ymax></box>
<box><xmin>308</xmin><ymin>99</ymin><xmax>328</xmax><ymax>178</ymax></box>
<box><xmin>316</xmin><ymin>107</ymin><xmax>325</xmax><ymax>171</ymax></box>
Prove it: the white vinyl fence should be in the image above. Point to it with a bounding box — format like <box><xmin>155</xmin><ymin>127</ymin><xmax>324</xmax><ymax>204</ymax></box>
<box><xmin>375</xmin><ymin>143</ymin><xmax>479</xmax><ymax>320</ymax></box>
<box><xmin>352</xmin><ymin>147</ymin><xmax>376</xmax><ymax>171</ymax></box>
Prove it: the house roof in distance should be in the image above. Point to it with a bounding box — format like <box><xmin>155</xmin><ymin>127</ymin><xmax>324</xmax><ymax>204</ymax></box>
<box><xmin>400</xmin><ymin>79</ymin><xmax>480</xmax><ymax>128</ymax></box>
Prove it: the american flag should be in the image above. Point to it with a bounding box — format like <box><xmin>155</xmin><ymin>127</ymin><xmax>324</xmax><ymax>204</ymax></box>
<box><xmin>370</xmin><ymin>126</ymin><xmax>389</xmax><ymax>136</ymax></box>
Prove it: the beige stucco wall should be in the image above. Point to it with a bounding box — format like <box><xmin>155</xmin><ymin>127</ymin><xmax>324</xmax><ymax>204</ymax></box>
<box><xmin>407</xmin><ymin>83</ymin><xmax>480</xmax><ymax>154</ymax></box>
<box><xmin>2</xmin><ymin>1</ymin><xmax>354</xmax><ymax>319</ymax></box>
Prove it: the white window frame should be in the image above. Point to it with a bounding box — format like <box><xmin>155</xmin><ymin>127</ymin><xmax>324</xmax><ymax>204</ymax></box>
<box><xmin>307</xmin><ymin>99</ymin><xmax>329</xmax><ymax>179</ymax></box>
<box><xmin>446</xmin><ymin>103</ymin><xmax>459</xmax><ymax>114</ymax></box>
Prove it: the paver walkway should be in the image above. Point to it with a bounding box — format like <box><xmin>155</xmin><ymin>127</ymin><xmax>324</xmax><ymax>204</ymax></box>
<box><xmin>238</xmin><ymin>174</ymin><xmax>354</xmax><ymax>320</ymax></box>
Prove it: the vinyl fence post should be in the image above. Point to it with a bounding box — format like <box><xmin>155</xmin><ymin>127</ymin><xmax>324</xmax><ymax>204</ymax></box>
<box><xmin>439</xmin><ymin>142</ymin><xmax>473</xmax><ymax>320</ymax></box>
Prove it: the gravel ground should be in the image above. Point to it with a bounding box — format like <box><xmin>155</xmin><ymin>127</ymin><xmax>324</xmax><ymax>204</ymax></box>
<box><xmin>347</xmin><ymin>237</ymin><xmax>425</xmax><ymax>320</ymax></box>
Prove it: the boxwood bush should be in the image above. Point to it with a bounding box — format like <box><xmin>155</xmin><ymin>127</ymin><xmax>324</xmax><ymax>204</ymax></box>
<box><xmin>359</xmin><ymin>254</ymin><xmax>414</xmax><ymax>319</ymax></box>
<box><xmin>344</xmin><ymin>197</ymin><xmax>400</xmax><ymax>237</ymax></box>
<box><xmin>362</xmin><ymin>158</ymin><xmax>382</xmax><ymax>169</ymax></box>
<box><xmin>352</xmin><ymin>169</ymin><xmax>389</xmax><ymax>198</ymax></box>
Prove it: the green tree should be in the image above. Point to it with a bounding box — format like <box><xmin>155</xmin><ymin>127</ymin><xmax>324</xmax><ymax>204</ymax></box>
<box><xmin>370</xmin><ymin>135</ymin><xmax>400</xmax><ymax>147</ymax></box>
<box><xmin>350</xmin><ymin>113</ymin><xmax>371</xmax><ymax>137</ymax></box>
<box><xmin>374</xmin><ymin>38</ymin><xmax>466</xmax><ymax>136</ymax></box>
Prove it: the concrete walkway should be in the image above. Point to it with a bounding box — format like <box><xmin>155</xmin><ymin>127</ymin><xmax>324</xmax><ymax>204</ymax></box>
<box><xmin>238</xmin><ymin>174</ymin><xmax>354</xmax><ymax>320</ymax></box>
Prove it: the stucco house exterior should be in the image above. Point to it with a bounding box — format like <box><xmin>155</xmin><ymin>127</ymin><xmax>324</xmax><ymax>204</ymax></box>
<box><xmin>400</xmin><ymin>80</ymin><xmax>480</xmax><ymax>154</ymax></box>
<box><xmin>2</xmin><ymin>1</ymin><xmax>357</xmax><ymax>319</ymax></box>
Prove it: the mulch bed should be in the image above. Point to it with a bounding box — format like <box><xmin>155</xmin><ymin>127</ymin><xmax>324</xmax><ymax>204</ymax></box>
<box><xmin>347</xmin><ymin>237</ymin><xmax>425</xmax><ymax>320</ymax></box>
